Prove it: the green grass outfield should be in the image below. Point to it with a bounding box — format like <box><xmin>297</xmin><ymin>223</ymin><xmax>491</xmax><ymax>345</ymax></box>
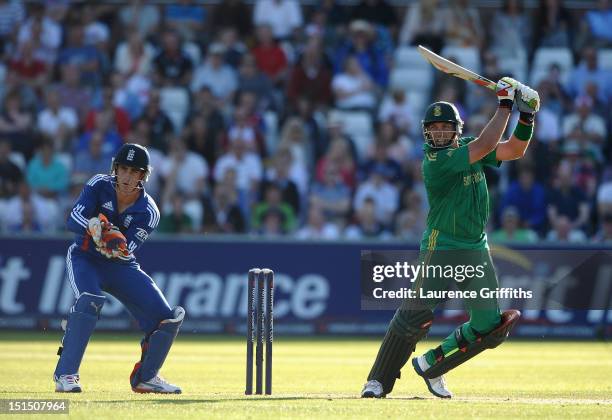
<box><xmin>1</xmin><ymin>331</ymin><xmax>611</xmax><ymax>419</ymax></box>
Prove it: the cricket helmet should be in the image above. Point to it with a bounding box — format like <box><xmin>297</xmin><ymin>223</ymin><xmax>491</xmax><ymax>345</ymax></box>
<box><xmin>110</xmin><ymin>143</ymin><xmax>152</xmax><ymax>183</ymax></box>
<box><xmin>422</xmin><ymin>101</ymin><xmax>464</xmax><ymax>148</ymax></box>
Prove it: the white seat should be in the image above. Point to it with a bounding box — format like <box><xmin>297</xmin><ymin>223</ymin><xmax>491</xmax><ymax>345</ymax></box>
<box><xmin>597</xmin><ymin>48</ymin><xmax>612</xmax><ymax>70</ymax></box>
<box><xmin>529</xmin><ymin>47</ymin><xmax>574</xmax><ymax>86</ymax></box>
<box><xmin>390</xmin><ymin>68</ymin><xmax>433</xmax><ymax>93</ymax></box>
<box><xmin>159</xmin><ymin>87</ymin><xmax>190</xmax><ymax>132</ymax></box>
<box><xmin>440</xmin><ymin>46</ymin><xmax>481</xmax><ymax>75</ymax></box>
<box><xmin>496</xmin><ymin>48</ymin><xmax>528</xmax><ymax>82</ymax></box>
<box><xmin>394</xmin><ymin>46</ymin><xmax>429</xmax><ymax>70</ymax></box>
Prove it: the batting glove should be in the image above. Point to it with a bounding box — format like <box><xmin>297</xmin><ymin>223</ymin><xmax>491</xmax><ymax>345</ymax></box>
<box><xmin>496</xmin><ymin>77</ymin><xmax>520</xmax><ymax>109</ymax></box>
<box><xmin>516</xmin><ymin>85</ymin><xmax>540</xmax><ymax>114</ymax></box>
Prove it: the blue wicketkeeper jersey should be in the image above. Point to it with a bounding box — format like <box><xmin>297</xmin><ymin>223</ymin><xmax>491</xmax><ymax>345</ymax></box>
<box><xmin>67</xmin><ymin>174</ymin><xmax>160</xmax><ymax>261</ymax></box>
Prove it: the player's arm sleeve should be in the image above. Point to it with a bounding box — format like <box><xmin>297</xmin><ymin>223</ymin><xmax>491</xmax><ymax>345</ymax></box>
<box><xmin>425</xmin><ymin>145</ymin><xmax>471</xmax><ymax>175</ymax></box>
<box><xmin>66</xmin><ymin>181</ymin><xmax>99</xmax><ymax>234</ymax></box>
<box><xmin>480</xmin><ymin>147</ymin><xmax>502</xmax><ymax>168</ymax></box>
<box><xmin>122</xmin><ymin>202</ymin><xmax>160</xmax><ymax>255</ymax></box>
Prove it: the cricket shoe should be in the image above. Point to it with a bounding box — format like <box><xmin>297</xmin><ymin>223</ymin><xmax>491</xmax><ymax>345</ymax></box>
<box><xmin>132</xmin><ymin>375</ymin><xmax>182</xmax><ymax>394</ymax></box>
<box><xmin>360</xmin><ymin>379</ymin><xmax>385</xmax><ymax>398</ymax></box>
<box><xmin>54</xmin><ymin>374</ymin><xmax>82</xmax><ymax>392</ymax></box>
<box><xmin>412</xmin><ymin>356</ymin><xmax>452</xmax><ymax>399</ymax></box>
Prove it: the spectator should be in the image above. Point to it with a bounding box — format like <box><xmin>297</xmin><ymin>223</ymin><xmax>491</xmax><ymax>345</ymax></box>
<box><xmin>1</xmin><ymin>181</ymin><xmax>59</xmax><ymax>233</ymax></box>
<box><xmin>533</xmin><ymin>0</ymin><xmax>572</xmax><ymax>49</ymax></box>
<box><xmin>394</xmin><ymin>209</ymin><xmax>421</xmax><ymax>242</ymax></box>
<box><xmin>85</xmin><ymin>86</ymin><xmax>131</xmax><ymax>138</ymax></box>
<box><xmin>399</xmin><ymin>0</ymin><xmax>444</xmax><ymax>52</ymax></box>
<box><xmin>223</xmin><ymin>104</ymin><xmax>265</xmax><ymax>156</ymax></box>
<box><xmin>191</xmin><ymin>43</ymin><xmax>238</xmax><ymax>107</ymax></box>
<box><xmin>265</xmin><ymin>152</ymin><xmax>301</xmax><ymax>215</ymax></box>
<box><xmin>592</xmin><ymin>212</ymin><xmax>612</xmax><ymax>243</ymax></box>
<box><xmin>545</xmin><ymin>215</ymin><xmax>587</xmax><ymax>242</ymax></box>
<box><xmin>141</xmin><ymin>90</ymin><xmax>174</xmax><ymax>152</ymax></box>
<box><xmin>334</xmin><ymin>20</ymin><xmax>388</xmax><ymax>88</ymax></box>
<box><xmin>251</xmin><ymin>183</ymin><xmax>296</xmax><ymax>233</ymax></box>
<box><xmin>8</xmin><ymin>40</ymin><xmax>48</xmax><ymax>89</ymax></box>
<box><xmin>113</xmin><ymin>33</ymin><xmax>155</xmax><ymax>77</ymax></box>
<box><xmin>360</xmin><ymin>139</ymin><xmax>403</xmax><ymax>185</ymax></box>
<box><xmin>0</xmin><ymin>139</ymin><xmax>23</xmax><ymax>199</ymax></box>
<box><xmin>351</xmin><ymin>0</ymin><xmax>398</xmax><ymax>31</ymax></box>
<box><xmin>164</xmin><ymin>0</ymin><xmax>206</xmax><ymax>42</ymax></box>
<box><xmin>76</xmin><ymin>111</ymin><xmax>123</xmax><ymax>157</ymax></box>
<box><xmin>378</xmin><ymin>89</ymin><xmax>414</xmax><ymax>136</ymax></box>
<box><xmin>217</xmin><ymin>26</ymin><xmax>248</xmax><ymax>69</ymax></box>
<box><xmin>353</xmin><ymin>166</ymin><xmax>399</xmax><ymax>226</ymax></box>
<box><xmin>331</xmin><ymin>55</ymin><xmax>377</xmax><ymax>111</ymax></box>
<box><xmin>442</xmin><ymin>0</ymin><xmax>483</xmax><ymax>48</ymax></box>
<box><xmin>0</xmin><ymin>0</ymin><xmax>25</xmax><ymax>39</ymax></box>
<box><xmin>157</xmin><ymin>193</ymin><xmax>195</xmax><ymax>234</ymax></box>
<box><xmin>153</xmin><ymin>30</ymin><xmax>193</xmax><ymax>87</ymax></box>
<box><xmin>0</xmin><ymin>89</ymin><xmax>34</xmax><ymax>158</ymax></box>
<box><xmin>213</xmin><ymin>137</ymin><xmax>263</xmax><ymax>209</ymax></box>
<box><xmin>547</xmin><ymin>161</ymin><xmax>591</xmax><ymax>232</ymax></box>
<box><xmin>255</xmin><ymin>207</ymin><xmax>286</xmax><ymax>236</ymax></box>
<box><xmin>185</xmin><ymin>115</ymin><xmax>220</xmax><ymax>169</ymax></box>
<box><xmin>566</xmin><ymin>46</ymin><xmax>612</xmax><ymax>105</ymax></box>
<box><xmin>490</xmin><ymin>206</ymin><xmax>538</xmax><ymax>244</ymax></box>
<box><xmin>160</xmin><ymin>135</ymin><xmax>208</xmax><ymax>200</ymax></box>
<box><xmin>26</xmin><ymin>139</ymin><xmax>69</xmax><ymax>198</ymax></box>
<box><xmin>210</xmin><ymin>0</ymin><xmax>252</xmax><ymax>38</ymax></box>
<box><xmin>118</xmin><ymin>0</ymin><xmax>160</xmax><ymax>38</ymax></box>
<box><xmin>17</xmin><ymin>4</ymin><xmax>62</xmax><ymax>64</ymax></box>
<box><xmin>56</xmin><ymin>63</ymin><xmax>94</xmax><ymax>121</ymax></box>
<box><xmin>236</xmin><ymin>53</ymin><xmax>275</xmax><ymax>110</ymax></box>
<box><xmin>252</xmin><ymin>24</ymin><xmax>289</xmax><ymax>87</ymax></box>
<box><xmin>597</xmin><ymin>178</ymin><xmax>612</xmax><ymax>216</ymax></box>
<box><xmin>315</xmin><ymin>136</ymin><xmax>356</xmax><ymax>189</ymax></box>
<box><xmin>296</xmin><ymin>203</ymin><xmax>340</xmax><ymax>240</ymax></box>
<box><xmin>501</xmin><ymin>166</ymin><xmax>547</xmax><ymax>234</ymax></box>
<box><xmin>189</xmin><ymin>87</ymin><xmax>226</xmax><ymax>151</ymax></box>
<box><xmin>345</xmin><ymin>196</ymin><xmax>391</xmax><ymax>239</ymax></box>
<box><xmin>488</xmin><ymin>0</ymin><xmax>531</xmax><ymax>62</ymax></box>
<box><xmin>81</xmin><ymin>4</ymin><xmax>110</xmax><ymax>48</ymax></box>
<box><xmin>562</xmin><ymin>95</ymin><xmax>607</xmax><ymax>163</ymax></box>
<box><xmin>72</xmin><ymin>131</ymin><xmax>112</xmax><ymax>179</ymax></box>
<box><xmin>57</xmin><ymin>23</ymin><xmax>107</xmax><ymax>88</ymax></box>
<box><xmin>286</xmin><ymin>36</ymin><xmax>333</xmax><ymax>112</ymax></box>
<box><xmin>278</xmin><ymin>117</ymin><xmax>313</xmax><ymax>173</ymax></box>
<box><xmin>253</xmin><ymin>0</ymin><xmax>303</xmax><ymax>41</ymax></box>
<box><xmin>128</xmin><ymin>120</ymin><xmax>165</xmax><ymax>201</ymax></box>
<box><xmin>37</xmin><ymin>88</ymin><xmax>78</xmax><ymax>152</ymax></box>
<box><xmin>310</xmin><ymin>161</ymin><xmax>351</xmax><ymax>222</ymax></box>
<box><xmin>395</xmin><ymin>187</ymin><xmax>426</xmax><ymax>234</ymax></box>
<box><xmin>579</xmin><ymin>0</ymin><xmax>612</xmax><ymax>48</ymax></box>
<box><xmin>202</xmin><ymin>182</ymin><xmax>245</xmax><ymax>233</ymax></box>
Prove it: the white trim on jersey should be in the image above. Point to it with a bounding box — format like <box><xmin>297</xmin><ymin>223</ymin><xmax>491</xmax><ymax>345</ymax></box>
<box><xmin>66</xmin><ymin>244</ymin><xmax>79</xmax><ymax>297</ymax></box>
<box><xmin>146</xmin><ymin>202</ymin><xmax>160</xmax><ymax>228</ymax></box>
<box><xmin>71</xmin><ymin>204</ymin><xmax>88</xmax><ymax>228</ymax></box>
<box><xmin>86</xmin><ymin>174</ymin><xmax>106</xmax><ymax>187</ymax></box>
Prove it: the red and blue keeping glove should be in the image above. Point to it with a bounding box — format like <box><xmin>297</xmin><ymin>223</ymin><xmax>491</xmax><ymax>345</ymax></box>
<box><xmin>87</xmin><ymin>213</ymin><xmax>130</xmax><ymax>259</ymax></box>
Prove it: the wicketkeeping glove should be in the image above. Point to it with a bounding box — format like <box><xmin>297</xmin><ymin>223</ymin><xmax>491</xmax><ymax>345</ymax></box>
<box><xmin>496</xmin><ymin>77</ymin><xmax>520</xmax><ymax>109</ymax></box>
<box><xmin>87</xmin><ymin>213</ymin><xmax>130</xmax><ymax>259</ymax></box>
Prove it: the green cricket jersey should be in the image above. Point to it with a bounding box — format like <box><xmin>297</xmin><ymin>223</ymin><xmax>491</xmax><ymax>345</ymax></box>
<box><xmin>420</xmin><ymin>136</ymin><xmax>501</xmax><ymax>250</ymax></box>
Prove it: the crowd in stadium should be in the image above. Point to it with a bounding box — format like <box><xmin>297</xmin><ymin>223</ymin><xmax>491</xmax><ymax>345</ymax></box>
<box><xmin>0</xmin><ymin>0</ymin><xmax>610</xmax><ymax>243</ymax></box>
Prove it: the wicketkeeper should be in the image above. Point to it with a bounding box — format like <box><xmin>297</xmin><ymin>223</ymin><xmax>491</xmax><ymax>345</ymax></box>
<box><xmin>54</xmin><ymin>143</ymin><xmax>184</xmax><ymax>394</ymax></box>
<box><xmin>361</xmin><ymin>77</ymin><xmax>540</xmax><ymax>398</ymax></box>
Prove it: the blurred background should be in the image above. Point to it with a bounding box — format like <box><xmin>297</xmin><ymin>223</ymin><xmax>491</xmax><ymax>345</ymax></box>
<box><xmin>0</xmin><ymin>0</ymin><xmax>610</xmax><ymax>338</ymax></box>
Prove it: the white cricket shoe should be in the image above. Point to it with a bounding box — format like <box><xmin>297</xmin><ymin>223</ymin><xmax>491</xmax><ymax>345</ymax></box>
<box><xmin>361</xmin><ymin>379</ymin><xmax>385</xmax><ymax>398</ymax></box>
<box><xmin>132</xmin><ymin>375</ymin><xmax>182</xmax><ymax>394</ymax></box>
<box><xmin>412</xmin><ymin>356</ymin><xmax>452</xmax><ymax>399</ymax></box>
<box><xmin>55</xmin><ymin>374</ymin><xmax>82</xmax><ymax>392</ymax></box>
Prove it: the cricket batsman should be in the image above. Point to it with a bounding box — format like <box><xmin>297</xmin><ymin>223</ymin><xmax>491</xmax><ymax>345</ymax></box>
<box><xmin>361</xmin><ymin>77</ymin><xmax>540</xmax><ymax>398</ymax></box>
<box><xmin>54</xmin><ymin>143</ymin><xmax>183</xmax><ymax>394</ymax></box>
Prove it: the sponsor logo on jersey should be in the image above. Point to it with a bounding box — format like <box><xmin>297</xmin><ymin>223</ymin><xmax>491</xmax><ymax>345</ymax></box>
<box><xmin>127</xmin><ymin>149</ymin><xmax>135</xmax><ymax>161</ymax></box>
<box><xmin>135</xmin><ymin>228</ymin><xmax>148</xmax><ymax>242</ymax></box>
<box><xmin>102</xmin><ymin>201</ymin><xmax>114</xmax><ymax>211</ymax></box>
<box><xmin>123</xmin><ymin>215</ymin><xmax>133</xmax><ymax>228</ymax></box>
